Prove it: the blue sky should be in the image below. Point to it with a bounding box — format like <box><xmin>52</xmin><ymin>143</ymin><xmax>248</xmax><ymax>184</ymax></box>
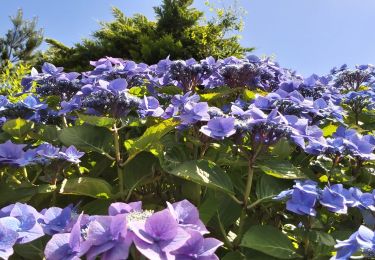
<box><xmin>1</xmin><ymin>0</ymin><xmax>375</xmax><ymax>76</ymax></box>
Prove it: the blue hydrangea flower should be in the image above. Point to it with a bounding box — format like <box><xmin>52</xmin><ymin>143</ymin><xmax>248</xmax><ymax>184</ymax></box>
<box><xmin>285</xmin><ymin>181</ymin><xmax>319</xmax><ymax>216</ymax></box>
<box><xmin>40</xmin><ymin>206</ymin><xmax>73</xmax><ymax>235</ymax></box>
<box><xmin>319</xmin><ymin>184</ymin><xmax>349</xmax><ymax>214</ymax></box>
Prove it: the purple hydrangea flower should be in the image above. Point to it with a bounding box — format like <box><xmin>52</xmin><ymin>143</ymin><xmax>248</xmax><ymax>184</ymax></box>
<box><xmin>139</xmin><ymin>96</ymin><xmax>164</xmax><ymax>118</ymax></box>
<box><xmin>44</xmin><ymin>213</ymin><xmax>84</xmax><ymax>260</ymax></box>
<box><xmin>200</xmin><ymin>117</ymin><xmax>236</xmax><ymax>140</ymax></box>
<box><xmin>0</xmin><ymin>203</ymin><xmax>44</xmax><ymax>244</ymax></box>
<box><xmin>0</xmin><ymin>141</ymin><xmax>26</xmax><ymax>166</ymax></box>
<box><xmin>171</xmin><ymin>230</ymin><xmax>223</xmax><ymax>260</ymax></box>
<box><xmin>59</xmin><ymin>146</ymin><xmax>85</xmax><ymax>164</ymax></box>
<box><xmin>130</xmin><ymin>209</ymin><xmax>190</xmax><ymax>260</ymax></box>
<box><xmin>108</xmin><ymin>201</ymin><xmax>142</xmax><ymax>216</ymax></box>
<box><xmin>81</xmin><ymin>214</ymin><xmax>132</xmax><ymax>260</ymax></box>
<box><xmin>0</xmin><ymin>217</ymin><xmax>20</xmax><ymax>260</ymax></box>
<box><xmin>167</xmin><ymin>200</ymin><xmax>208</xmax><ymax>235</ymax></box>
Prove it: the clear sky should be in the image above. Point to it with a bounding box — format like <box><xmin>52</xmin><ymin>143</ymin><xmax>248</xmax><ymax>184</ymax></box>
<box><xmin>1</xmin><ymin>0</ymin><xmax>375</xmax><ymax>76</ymax></box>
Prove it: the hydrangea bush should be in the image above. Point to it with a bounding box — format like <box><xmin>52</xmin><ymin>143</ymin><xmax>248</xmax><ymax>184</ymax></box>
<box><xmin>0</xmin><ymin>55</ymin><xmax>374</xmax><ymax>259</ymax></box>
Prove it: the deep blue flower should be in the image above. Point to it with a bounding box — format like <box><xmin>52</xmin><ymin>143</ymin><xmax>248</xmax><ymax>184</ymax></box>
<box><xmin>285</xmin><ymin>181</ymin><xmax>319</xmax><ymax>216</ymax></box>
<box><xmin>319</xmin><ymin>184</ymin><xmax>349</xmax><ymax>214</ymax></box>
<box><xmin>40</xmin><ymin>206</ymin><xmax>73</xmax><ymax>235</ymax></box>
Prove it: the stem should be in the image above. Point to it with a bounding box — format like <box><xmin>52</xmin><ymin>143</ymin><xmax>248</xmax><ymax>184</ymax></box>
<box><xmin>247</xmin><ymin>195</ymin><xmax>275</xmax><ymax>210</ymax></box>
<box><xmin>62</xmin><ymin>116</ymin><xmax>68</xmax><ymax>128</ymax></box>
<box><xmin>235</xmin><ymin>160</ymin><xmax>254</xmax><ymax>243</ymax></box>
<box><xmin>217</xmin><ymin>211</ymin><xmax>233</xmax><ymax>249</ymax></box>
<box><xmin>22</xmin><ymin>167</ymin><xmax>28</xmax><ymax>180</ymax></box>
<box><xmin>234</xmin><ymin>144</ymin><xmax>263</xmax><ymax>246</ymax></box>
<box><xmin>113</xmin><ymin>123</ymin><xmax>124</xmax><ymax>198</ymax></box>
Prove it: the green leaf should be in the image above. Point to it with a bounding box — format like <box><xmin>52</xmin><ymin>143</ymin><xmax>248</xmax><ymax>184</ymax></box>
<box><xmin>200</xmin><ymin>88</ymin><xmax>235</xmax><ymax>101</ymax></box>
<box><xmin>199</xmin><ymin>191</ymin><xmax>219</xmax><ymax>224</ymax></box>
<box><xmin>157</xmin><ymin>85</ymin><xmax>183</xmax><ymax>95</ymax></box>
<box><xmin>124</xmin><ymin>118</ymin><xmax>178</xmax><ymax>156</ymax></box>
<box><xmin>256</xmin><ymin>174</ymin><xmax>292</xmax><ymax>200</ymax></box>
<box><xmin>2</xmin><ymin>118</ymin><xmax>34</xmax><ymax>139</ymax></box>
<box><xmin>258</xmin><ymin>159</ymin><xmax>306</xmax><ymax>179</ymax></box>
<box><xmin>241</xmin><ymin>225</ymin><xmax>301</xmax><ymax>259</ymax></box>
<box><xmin>272</xmin><ymin>138</ymin><xmax>293</xmax><ymax>160</ymax></box>
<box><xmin>166</xmin><ymin>160</ymin><xmax>234</xmax><ymax>195</ymax></box>
<box><xmin>59</xmin><ymin>125</ymin><xmax>113</xmax><ymax>154</ymax></box>
<box><xmin>59</xmin><ymin>177</ymin><xmax>113</xmax><ymax>198</ymax></box>
<box><xmin>222</xmin><ymin>251</ymin><xmax>245</xmax><ymax>260</ymax></box>
<box><xmin>77</xmin><ymin>113</ymin><xmax>116</xmax><ymax>127</ymax></box>
<box><xmin>82</xmin><ymin>199</ymin><xmax>113</xmax><ymax>215</ymax></box>
<box><xmin>14</xmin><ymin>237</ymin><xmax>48</xmax><ymax>259</ymax></box>
<box><xmin>123</xmin><ymin>152</ymin><xmax>158</xmax><ymax>190</ymax></box>
<box><xmin>243</xmin><ymin>89</ymin><xmax>256</xmax><ymax>101</ymax></box>
<box><xmin>322</xmin><ymin>124</ymin><xmax>338</xmax><ymax>137</ymax></box>
<box><xmin>0</xmin><ymin>183</ymin><xmax>55</xmax><ymax>207</ymax></box>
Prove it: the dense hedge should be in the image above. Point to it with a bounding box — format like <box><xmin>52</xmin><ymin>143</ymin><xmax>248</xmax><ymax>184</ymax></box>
<box><xmin>0</xmin><ymin>56</ymin><xmax>374</xmax><ymax>259</ymax></box>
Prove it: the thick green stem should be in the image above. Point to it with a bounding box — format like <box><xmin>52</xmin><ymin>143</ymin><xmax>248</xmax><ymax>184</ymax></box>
<box><xmin>235</xmin><ymin>160</ymin><xmax>254</xmax><ymax>245</ymax></box>
<box><xmin>234</xmin><ymin>144</ymin><xmax>263</xmax><ymax>246</ymax></box>
<box><xmin>113</xmin><ymin>123</ymin><xmax>124</xmax><ymax>198</ymax></box>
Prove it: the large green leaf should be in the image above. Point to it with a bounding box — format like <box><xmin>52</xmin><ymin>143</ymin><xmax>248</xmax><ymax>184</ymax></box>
<box><xmin>241</xmin><ymin>225</ymin><xmax>301</xmax><ymax>259</ymax></box>
<box><xmin>59</xmin><ymin>177</ymin><xmax>113</xmax><ymax>198</ymax></box>
<box><xmin>124</xmin><ymin>118</ymin><xmax>178</xmax><ymax>156</ymax></box>
<box><xmin>0</xmin><ymin>183</ymin><xmax>55</xmax><ymax>207</ymax></box>
<box><xmin>256</xmin><ymin>174</ymin><xmax>293</xmax><ymax>200</ymax></box>
<box><xmin>123</xmin><ymin>152</ymin><xmax>158</xmax><ymax>190</ymax></box>
<box><xmin>2</xmin><ymin>118</ymin><xmax>34</xmax><ymax>139</ymax></box>
<box><xmin>59</xmin><ymin>125</ymin><xmax>113</xmax><ymax>154</ymax></box>
<box><xmin>77</xmin><ymin>113</ymin><xmax>116</xmax><ymax>127</ymax></box>
<box><xmin>166</xmin><ymin>160</ymin><xmax>234</xmax><ymax>195</ymax></box>
<box><xmin>258</xmin><ymin>159</ymin><xmax>306</xmax><ymax>179</ymax></box>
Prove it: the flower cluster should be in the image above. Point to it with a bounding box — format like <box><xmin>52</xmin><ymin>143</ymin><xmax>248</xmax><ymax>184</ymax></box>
<box><xmin>333</xmin><ymin>225</ymin><xmax>375</xmax><ymax>260</ymax></box>
<box><xmin>0</xmin><ymin>141</ymin><xmax>84</xmax><ymax>167</ymax></box>
<box><xmin>0</xmin><ymin>200</ymin><xmax>221</xmax><ymax>260</ymax></box>
<box><xmin>275</xmin><ymin>181</ymin><xmax>375</xmax><ymax>222</ymax></box>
